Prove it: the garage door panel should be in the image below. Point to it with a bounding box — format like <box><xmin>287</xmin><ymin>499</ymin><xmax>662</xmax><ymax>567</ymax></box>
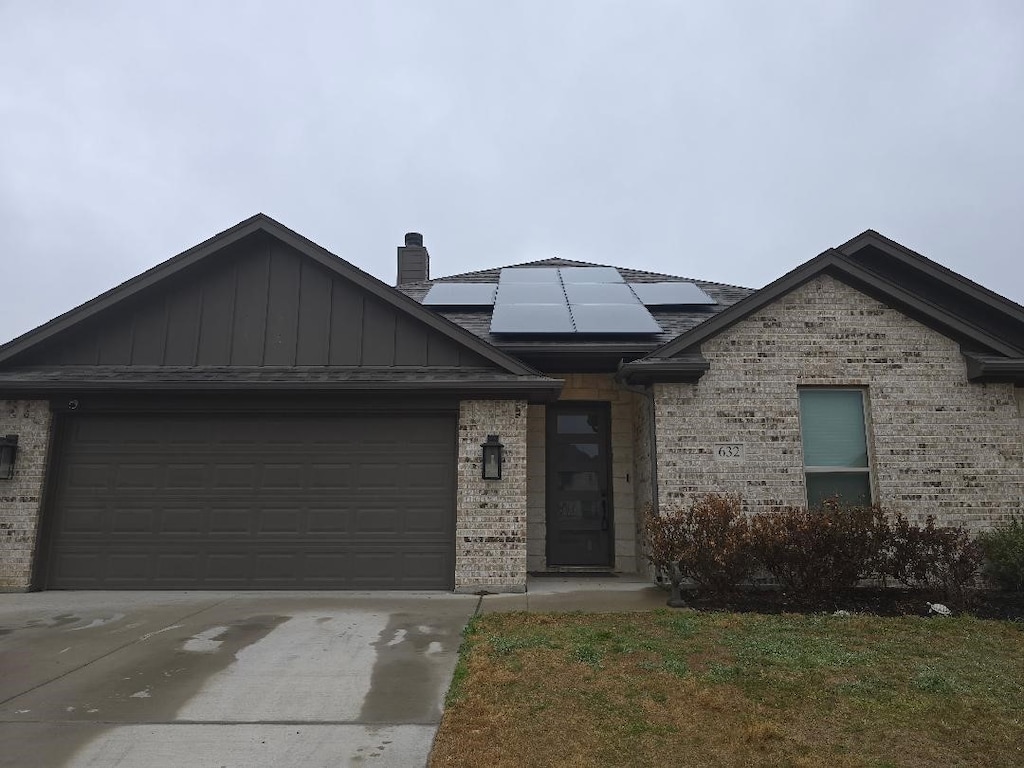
<box><xmin>65</xmin><ymin>463</ymin><xmax>111</xmax><ymax>491</ymax></box>
<box><xmin>257</xmin><ymin>508</ymin><xmax>303</xmax><ymax>534</ymax></box>
<box><xmin>160</xmin><ymin>507</ymin><xmax>205</xmax><ymax>534</ymax></box>
<box><xmin>404</xmin><ymin>505</ymin><xmax>450</xmax><ymax>534</ymax></box>
<box><xmin>262</xmin><ymin>464</ymin><xmax>305</xmax><ymax>489</ymax></box>
<box><xmin>306</xmin><ymin>506</ymin><xmax>353</xmax><ymax>534</ymax></box>
<box><xmin>166</xmin><ymin>464</ymin><xmax>209</xmax><ymax>490</ymax></box>
<box><xmin>214</xmin><ymin>464</ymin><xmax>258</xmax><ymax>488</ymax></box>
<box><xmin>209</xmin><ymin>505</ymin><xmax>256</xmax><ymax>534</ymax></box>
<box><xmin>111</xmin><ymin>508</ymin><xmax>157</xmax><ymax>534</ymax></box>
<box><xmin>45</xmin><ymin>413</ymin><xmax>456</xmax><ymax>589</ymax></box>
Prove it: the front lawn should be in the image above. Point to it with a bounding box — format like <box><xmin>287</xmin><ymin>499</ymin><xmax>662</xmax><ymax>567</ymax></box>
<box><xmin>430</xmin><ymin>611</ymin><xmax>1024</xmax><ymax>767</ymax></box>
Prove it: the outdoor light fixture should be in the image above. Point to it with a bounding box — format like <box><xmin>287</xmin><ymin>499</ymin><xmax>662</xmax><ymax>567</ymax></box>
<box><xmin>481</xmin><ymin>434</ymin><xmax>503</xmax><ymax>480</ymax></box>
<box><xmin>0</xmin><ymin>435</ymin><xmax>17</xmax><ymax>481</ymax></box>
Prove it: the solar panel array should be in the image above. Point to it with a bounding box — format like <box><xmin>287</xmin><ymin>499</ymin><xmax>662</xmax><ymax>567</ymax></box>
<box><xmin>630</xmin><ymin>282</ymin><xmax>715</xmax><ymax>306</ymax></box>
<box><xmin>422</xmin><ymin>267</ymin><xmax>716</xmax><ymax>335</ymax></box>
<box><xmin>491</xmin><ymin>267</ymin><xmax>660</xmax><ymax>335</ymax></box>
<box><xmin>422</xmin><ymin>282</ymin><xmax>497</xmax><ymax>306</ymax></box>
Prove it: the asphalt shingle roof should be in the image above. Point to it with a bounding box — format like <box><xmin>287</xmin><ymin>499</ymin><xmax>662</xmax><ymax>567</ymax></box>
<box><xmin>397</xmin><ymin>257</ymin><xmax>755</xmax><ymax>349</ymax></box>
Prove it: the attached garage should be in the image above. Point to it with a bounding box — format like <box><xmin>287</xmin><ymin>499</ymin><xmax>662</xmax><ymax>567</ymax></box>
<box><xmin>40</xmin><ymin>411</ymin><xmax>457</xmax><ymax>589</ymax></box>
<box><xmin>0</xmin><ymin>216</ymin><xmax>562</xmax><ymax>593</ymax></box>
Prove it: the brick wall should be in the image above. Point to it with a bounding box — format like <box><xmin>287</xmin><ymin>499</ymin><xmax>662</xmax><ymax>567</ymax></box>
<box><xmin>654</xmin><ymin>274</ymin><xmax>1022</xmax><ymax>531</ymax></box>
<box><xmin>455</xmin><ymin>399</ymin><xmax>528</xmax><ymax>593</ymax></box>
<box><xmin>0</xmin><ymin>400</ymin><xmax>52</xmax><ymax>591</ymax></box>
<box><xmin>525</xmin><ymin>374</ymin><xmax>642</xmax><ymax>573</ymax></box>
<box><xmin>632</xmin><ymin>388</ymin><xmax>657</xmax><ymax>580</ymax></box>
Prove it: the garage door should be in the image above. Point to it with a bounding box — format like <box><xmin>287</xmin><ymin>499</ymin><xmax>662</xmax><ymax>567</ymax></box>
<box><xmin>42</xmin><ymin>412</ymin><xmax>456</xmax><ymax>589</ymax></box>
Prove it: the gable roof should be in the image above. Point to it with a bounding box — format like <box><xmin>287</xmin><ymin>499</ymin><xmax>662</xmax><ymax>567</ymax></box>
<box><xmin>620</xmin><ymin>231</ymin><xmax>1024</xmax><ymax>383</ymax></box>
<box><xmin>0</xmin><ymin>214</ymin><xmax>545</xmax><ymax>381</ymax></box>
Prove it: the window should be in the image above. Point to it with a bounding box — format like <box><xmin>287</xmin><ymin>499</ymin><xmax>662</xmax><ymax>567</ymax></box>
<box><xmin>798</xmin><ymin>389</ymin><xmax>872</xmax><ymax>506</ymax></box>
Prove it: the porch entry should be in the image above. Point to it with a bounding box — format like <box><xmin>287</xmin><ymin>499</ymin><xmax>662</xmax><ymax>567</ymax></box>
<box><xmin>545</xmin><ymin>402</ymin><xmax>614</xmax><ymax>567</ymax></box>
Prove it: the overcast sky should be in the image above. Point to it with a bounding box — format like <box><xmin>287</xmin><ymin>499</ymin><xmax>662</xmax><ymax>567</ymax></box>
<box><xmin>2</xmin><ymin>1</ymin><xmax>1022</xmax><ymax>345</ymax></box>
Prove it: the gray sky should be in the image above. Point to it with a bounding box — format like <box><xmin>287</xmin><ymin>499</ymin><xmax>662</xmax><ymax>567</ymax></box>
<box><xmin>2</xmin><ymin>1</ymin><xmax>1023</xmax><ymax>345</ymax></box>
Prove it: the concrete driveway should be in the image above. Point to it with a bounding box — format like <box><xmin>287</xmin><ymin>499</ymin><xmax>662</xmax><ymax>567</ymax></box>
<box><xmin>0</xmin><ymin>591</ymin><xmax>477</xmax><ymax>767</ymax></box>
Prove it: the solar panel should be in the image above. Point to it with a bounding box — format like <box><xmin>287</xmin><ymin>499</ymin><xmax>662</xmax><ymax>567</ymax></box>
<box><xmin>629</xmin><ymin>282</ymin><xmax>716</xmax><ymax>306</ymax></box>
<box><xmin>563</xmin><ymin>282</ymin><xmax>639</xmax><ymax>305</ymax></box>
<box><xmin>490</xmin><ymin>303</ymin><xmax>575</xmax><ymax>334</ymax></box>
<box><xmin>569</xmin><ymin>304</ymin><xmax>663</xmax><ymax>334</ymax></box>
<box><xmin>495</xmin><ymin>283</ymin><xmax>566</xmax><ymax>304</ymax></box>
<box><xmin>498</xmin><ymin>268</ymin><xmax>562</xmax><ymax>284</ymax></box>
<box><xmin>422</xmin><ymin>282</ymin><xmax>497</xmax><ymax>307</ymax></box>
<box><xmin>559</xmin><ymin>267</ymin><xmax>624</xmax><ymax>284</ymax></box>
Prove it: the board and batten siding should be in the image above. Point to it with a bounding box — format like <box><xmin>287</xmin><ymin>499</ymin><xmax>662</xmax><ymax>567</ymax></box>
<box><xmin>20</xmin><ymin>235</ymin><xmax>487</xmax><ymax>369</ymax></box>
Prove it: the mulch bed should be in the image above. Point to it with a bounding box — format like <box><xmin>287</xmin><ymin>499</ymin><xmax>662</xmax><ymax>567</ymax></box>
<box><xmin>673</xmin><ymin>587</ymin><xmax>1024</xmax><ymax>621</ymax></box>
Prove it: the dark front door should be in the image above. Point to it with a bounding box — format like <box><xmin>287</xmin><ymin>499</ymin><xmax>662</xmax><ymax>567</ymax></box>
<box><xmin>546</xmin><ymin>403</ymin><xmax>613</xmax><ymax>567</ymax></box>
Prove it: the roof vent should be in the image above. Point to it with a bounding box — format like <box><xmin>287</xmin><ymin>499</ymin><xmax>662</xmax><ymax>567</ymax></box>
<box><xmin>397</xmin><ymin>232</ymin><xmax>429</xmax><ymax>285</ymax></box>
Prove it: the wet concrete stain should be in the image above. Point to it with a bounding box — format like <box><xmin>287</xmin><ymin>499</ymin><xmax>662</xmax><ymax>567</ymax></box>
<box><xmin>359</xmin><ymin>613</ymin><xmax>455</xmax><ymax>724</ymax></box>
<box><xmin>21</xmin><ymin>613</ymin><xmax>82</xmax><ymax>631</ymax></box>
<box><xmin>81</xmin><ymin>615</ymin><xmax>289</xmax><ymax>721</ymax></box>
<box><xmin>0</xmin><ymin>614</ymin><xmax>288</xmax><ymax>768</ymax></box>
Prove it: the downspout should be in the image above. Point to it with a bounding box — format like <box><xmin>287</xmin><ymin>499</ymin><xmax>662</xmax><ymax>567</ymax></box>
<box><xmin>616</xmin><ymin>367</ymin><xmax>660</xmax><ymax>583</ymax></box>
<box><xmin>615</xmin><ymin>369</ymin><xmax>659</xmax><ymax>516</ymax></box>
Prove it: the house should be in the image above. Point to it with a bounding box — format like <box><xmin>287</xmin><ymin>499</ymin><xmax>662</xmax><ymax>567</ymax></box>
<box><xmin>0</xmin><ymin>214</ymin><xmax>1021</xmax><ymax>593</ymax></box>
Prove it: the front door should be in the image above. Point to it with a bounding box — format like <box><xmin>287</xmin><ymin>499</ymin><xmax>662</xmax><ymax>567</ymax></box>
<box><xmin>546</xmin><ymin>403</ymin><xmax>613</xmax><ymax>567</ymax></box>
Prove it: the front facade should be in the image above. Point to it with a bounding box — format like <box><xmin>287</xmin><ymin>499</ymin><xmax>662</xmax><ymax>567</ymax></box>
<box><xmin>1</xmin><ymin>216</ymin><xmax>1021</xmax><ymax>592</ymax></box>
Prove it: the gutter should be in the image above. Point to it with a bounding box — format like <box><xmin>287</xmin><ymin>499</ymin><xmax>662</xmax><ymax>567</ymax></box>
<box><xmin>962</xmin><ymin>353</ymin><xmax>1024</xmax><ymax>383</ymax></box>
<box><xmin>617</xmin><ymin>354</ymin><xmax>710</xmax><ymax>384</ymax></box>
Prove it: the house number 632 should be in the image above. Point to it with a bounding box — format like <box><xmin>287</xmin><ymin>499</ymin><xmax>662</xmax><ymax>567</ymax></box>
<box><xmin>714</xmin><ymin>443</ymin><xmax>744</xmax><ymax>461</ymax></box>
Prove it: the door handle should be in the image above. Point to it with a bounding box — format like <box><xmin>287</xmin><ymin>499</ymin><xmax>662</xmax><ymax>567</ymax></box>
<box><xmin>600</xmin><ymin>496</ymin><xmax>608</xmax><ymax>531</ymax></box>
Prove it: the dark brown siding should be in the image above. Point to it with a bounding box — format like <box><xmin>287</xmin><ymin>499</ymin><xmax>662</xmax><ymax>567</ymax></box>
<box><xmin>42</xmin><ymin>411</ymin><xmax>457</xmax><ymax>589</ymax></box>
<box><xmin>24</xmin><ymin>234</ymin><xmax>493</xmax><ymax>369</ymax></box>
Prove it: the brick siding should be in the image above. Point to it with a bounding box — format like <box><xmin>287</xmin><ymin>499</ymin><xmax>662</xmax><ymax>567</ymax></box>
<box><xmin>0</xmin><ymin>400</ymin><xmax>52</xmax><ymax>591</ymax></box>
<box><xmin>455</xmin><ymin>399</ymin><xmax>528</xmax><ymax>593</ymax></box>
<box><xmin>653</xmin><ymin>274</ymin><xmax>1022</xmax><ymax>531</ymax></box>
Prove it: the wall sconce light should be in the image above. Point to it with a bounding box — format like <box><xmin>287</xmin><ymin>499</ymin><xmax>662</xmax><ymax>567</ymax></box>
<box><xmin>481</xmin><ymin>434</ymin><xmax>503</xmax><ymax>480</ymax></box>
<box><xmin>0</xmin><ymin>435</ymin><xmax>18</xmax><ymax>481</ymax></box>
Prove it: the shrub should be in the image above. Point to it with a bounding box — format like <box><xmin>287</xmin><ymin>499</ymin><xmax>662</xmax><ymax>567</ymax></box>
<box><xmin>679</xmin><ymin>494</ymin><xmax>753</xmax><ymax>594</ymax></box>
<box><xmin>882</xmin><ymin>513</ymin><xmax>983</xmax><ymax>604</ymax></box>
<box><xmin>643</xmin><ymin>502</ymin><xmax>689</xmax><ymax>587</ymax></box>
<box><xmin>882</xmin><ymin>512</ymin><xmax>934</xmax><ymax>587</ymax></box>
<box><xmin>977</xmin><ymin>517</ymin><xmax>1024</xmax><ymax>592</ymax></box>
<box><xmin>748</xmin><ymin>499</ymin><xmax>886</xmax><ymax>595</ymax></box>
<box><xmin>643</xmin><ymin>494</ymin><xmax>753</xmax><ymax>595</ymax></box>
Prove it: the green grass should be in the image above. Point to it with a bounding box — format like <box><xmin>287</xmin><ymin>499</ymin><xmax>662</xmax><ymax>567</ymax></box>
<box><xmin>430</xmin><ymin>611</ymin><xmax>1024</xmax><ymax>768</ymax></box>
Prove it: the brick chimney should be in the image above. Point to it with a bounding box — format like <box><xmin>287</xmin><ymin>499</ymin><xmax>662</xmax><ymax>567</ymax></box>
<box><xmin>396</xmin><ymin>232</ymin><xmax>430</xmax><ymax>285</ymax></box>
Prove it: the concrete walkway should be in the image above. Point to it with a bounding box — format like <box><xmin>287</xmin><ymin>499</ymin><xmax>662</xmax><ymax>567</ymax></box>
<box><xmin>479</xmin><ymin>575</ymin><xmax>668</xmax><ymax>614</ymax></box>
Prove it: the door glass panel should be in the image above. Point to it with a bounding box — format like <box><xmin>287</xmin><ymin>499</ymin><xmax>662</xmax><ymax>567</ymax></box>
<box><xmin>570</xmin><ymin>442</ymin><xmax>600</xmax><ymax>459</ymax></box>
<box><xmin>557</xmin><ymin>499</ymin><xmax>602</xmax><ymax>523</ymax></box>
<box><xmin>557</xmin><ymin>471</ymin><xmax>600</xmax><ymax>491</ymax></box>
<box><xmin>557</xmin><ymin>414</ymin><xmax>599</xmax><ymax>435</ymax></box>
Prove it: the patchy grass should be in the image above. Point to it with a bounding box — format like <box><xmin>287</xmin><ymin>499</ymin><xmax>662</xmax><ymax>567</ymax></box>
<box><xmin>429</xmin><ymin>611</ymin><xmax>1024</xmax><ymax>768</ymax></box>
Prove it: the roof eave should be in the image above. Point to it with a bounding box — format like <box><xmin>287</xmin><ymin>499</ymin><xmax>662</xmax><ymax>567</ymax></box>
<box><xmin>0</xmin><ymin>377</ymin><xmax>564</xmax><ymax>402</ymax></box>
<box><xmin>647</xmin><ymin>250</ymin><xmax>1023</xmax><ymax>359</ymax></box>
<box><xmin>617</xmin><ymin>355</ymin><xmax>710</xmax><ymax>384</ymax></box>
<box><xmin>962</xmin><ymin>353</ymin><xmax>1024</xmax><ymax>384</ymax></box>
